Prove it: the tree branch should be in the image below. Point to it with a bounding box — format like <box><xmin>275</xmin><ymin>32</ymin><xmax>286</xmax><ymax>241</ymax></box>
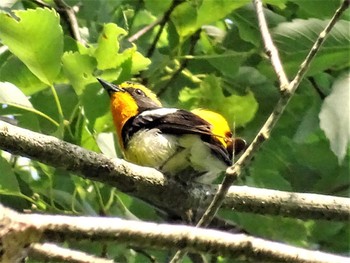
<box><xmin>1</xmin><ymin>204</ymin><xmax>348</xmax><ymax>263</ymax></box>
<box><xmin>157</xmin><ymin>29</ymin><xmax>201</xmax><ymax>97</ymax></box>
<box><xmin>146</xmin><ymin>0</ymin><xmax>185</xmax><ymax>58</ymax></box>
<box><xmin>254</xmin><ymin>0</ymin><xmax>289</xmax><ymax>92</ymax></box>
<box><xmin>128</xmin><ymin>17</ymin><xmax>163</xmax><ymax>43</ymax></box>
<box><xmin>0</xmin><ymin>120</ymin><xmax>349</xmax><ymax>222</ymax></box>
<box><xmin>29</xmin><ymin>243</ymin><xmax>113</xmax><ymax>263</ymax></box>
<box><xmin>223</xmin><ymin>186</ymin><xmax>350</xmax><ymax>221</ymax></box>
<box><xmin>53</xmin><ymin>0</ymin><xmax>85</xmax><ymax>45</ymax></box>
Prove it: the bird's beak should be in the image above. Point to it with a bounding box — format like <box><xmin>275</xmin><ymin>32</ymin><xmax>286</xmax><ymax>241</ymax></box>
<box><xmin>97</xmin><ymin>78</ymin><xmax>123</xmax><ymax>96</ymax></box>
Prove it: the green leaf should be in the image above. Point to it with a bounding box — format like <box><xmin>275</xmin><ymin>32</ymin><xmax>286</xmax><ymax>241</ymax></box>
<box><xmin>62</xmin><ymin>52</ymin><xmax>96</xmax><ymax>95</ymax></box>
<box><xmin>229</xmin><ymin>4</ymin><xmax>286</xmax><ymax>46</ymax></box>
<box><xmin>96</xmin><ymin>132</ymin><xmax>117</xmax><ymax>158</ymax></box>
<box><xmin>196</xmin><ymin>0</ymin><xmax>250</xmax><ymax>28</ymax></box>
<box><xmin>0</xmin><ymin>81</ymin><xmax>59</xmax><ymax>128</ymax></box>
<box><xmin>236</xmin><ymin>213</ymin><xmax>308</xmax><ymax>246</ymax></box>
<box><xmin>130</xmin><ymin>51</ymin><xmax>151</xmax><ymax>74</ymax></box>
<box><xmin>94</xmin><ymin>23</ymin><xmax>127</xmax><ymax>70</ymax></box>
<box><xmin>0</xmin><ymin>8</ymin><xmax>63</xmax><ymax>85</ymax></box>
<box><xmin>179</xmin><ymin>75</ymin><xmax>258</xmax><ymax>127</ymax></box>
<box><xmin>172</xmin><ymin>0</ymin><xmax>249</xmax><ymax>39</ymax></box>
<box><xmin>270</xmin><ymin>19</ymin><xmax>350</xmax><ymax>76</ymax></box>
<box><xmin>319</xmin><ymin>73</ymin><xmax>350</xmax><ymax>164</ymax></box>
<box><xmin>206</xmin><ymin>51</ymin><xmax>250</xmax><ymax>77</ymax></box>
<box><xmin>291</xmin><ymin>0</ymin><xmax>343</xmax><ymax>19</ymax></box>
<box><xmin>144</xmin><ymin>0</ymin><xmax>172</xmax><ymax>15</ymax></box>
<box><xmin>0</xmin><ymin>81</ymin><xmax>33</xmax><ymax>108</ymax></box>
<box><xmin>0</xmin><ymin>56</ymin><xmax>47</xmax><ymax>95</ymax></box>
<box><xmin>0</xmin><ymin>156</ymin><xmax>20</xmax><ymax>193</ymax></box>
<box><xmin>80</xmin><ymin>82</ymin><xmax>110</xmax><ymax>133</ymax></box>
<box><xmin>293</xmin><ymin>101</ymin><xmax>321</xmax><ymax>143</ymax></box>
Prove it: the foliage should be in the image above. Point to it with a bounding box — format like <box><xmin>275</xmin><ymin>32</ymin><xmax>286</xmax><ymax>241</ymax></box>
<box><xmin>0</xmin><ymin>0</ymin><xmax>349</xmax><ymax>262</ymax></box>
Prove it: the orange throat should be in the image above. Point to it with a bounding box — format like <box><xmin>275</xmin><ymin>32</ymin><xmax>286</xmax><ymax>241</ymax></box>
<box><xmin>110</xmin><ymin>93</ymin><xmax>139</xmax><ymax>150</ymax></box>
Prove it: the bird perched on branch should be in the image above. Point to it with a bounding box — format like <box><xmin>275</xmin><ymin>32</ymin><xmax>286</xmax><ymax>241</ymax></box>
<box><xmin>97</xmin><ymin>78</ymin><xmax>245</xmax><ymax>183</ymax></box>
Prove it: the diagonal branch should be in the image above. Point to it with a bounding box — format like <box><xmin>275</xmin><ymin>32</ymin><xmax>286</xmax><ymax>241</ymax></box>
<box><xmin>194</xmin><ymin>0</ymin><xmax>349</xmax><ymax>230</ymax></box>
<box><xmin>128</xmin><ymin>17</ymin><xmax>163</xmax><ymax>42</ymax></box>
<box><xmin>254</xmin><ymin>0</ymin><xmax>289</xmax><ymax>92</ymax></box>
<box><xmin>146</xmin><ymin>0</ymin><xmax>185</xmax><ymax>58</ymax></box>
<box><xmin>165</xmin><ymin>2</ymin><xmax>350</xmax><ymax>261</ymax></box>
<box><xmin>53</xmin><ymin>0</ymin><xmax>85</xmax><ymax>45</ymax></box>
<box><xmin>157</xmin><ymin>29</ymin><xmax>201</xmax><ymax>96</ymax></box>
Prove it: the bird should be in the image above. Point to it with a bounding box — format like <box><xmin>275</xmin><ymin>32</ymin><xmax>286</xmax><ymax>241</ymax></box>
<box><xmin>97</xmin><ymin>78</ymin><xmax>245</xmax><ymax>183</ymax></box>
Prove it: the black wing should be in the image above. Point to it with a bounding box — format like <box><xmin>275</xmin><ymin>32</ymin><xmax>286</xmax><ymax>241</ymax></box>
<box><xmin>122</xmin><ymin>109</ymin><xmax>232</xmax><ymax>165</ymax></box>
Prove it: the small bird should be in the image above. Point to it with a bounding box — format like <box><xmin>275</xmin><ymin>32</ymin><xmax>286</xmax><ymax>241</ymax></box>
<box><xmin>97</xmin><ymin>78</ymin><xmax>245</xmax><ymax>183</ymax></box>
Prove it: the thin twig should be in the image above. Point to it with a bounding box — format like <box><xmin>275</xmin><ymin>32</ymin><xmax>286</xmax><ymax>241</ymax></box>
<box><xmin>128</xmin><ymin>17</ymin><xmax>163</xmax><ymax>42</ymax></box>
<box><xmin>308</xmin><ymin>77</ymin><xmax>326</xmax><ymax>99</ymax></box>
<box><xmin>30</xmin><ymin>0</ymin><xmax>51</xmax><ymax>8</ymax></box>
<box><xmin>146</xmin><ymin>0</ymin><xmax>185</xmax><ymax>58</ymax></box>
<box><xmin>54</xmin><ymin>0</ymin><xmax>85</xmax><ymax>45</ymax></box>
<box><xmin>254</xmin><ymin>0</ymin><xmax>289</xmax><ymax>92</ymax></box>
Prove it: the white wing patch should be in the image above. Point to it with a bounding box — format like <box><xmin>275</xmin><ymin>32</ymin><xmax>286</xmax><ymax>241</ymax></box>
<box><xmin>139</xmin><ymin>108</ymin><xmax>178</xmax><ymax>117</ymax></box>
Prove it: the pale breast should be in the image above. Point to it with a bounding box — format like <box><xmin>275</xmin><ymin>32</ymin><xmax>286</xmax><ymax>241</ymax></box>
<box><xmin>124</xmin><ymin>129</ymin><xmax>178</xmax><ymax>168</ymax></box>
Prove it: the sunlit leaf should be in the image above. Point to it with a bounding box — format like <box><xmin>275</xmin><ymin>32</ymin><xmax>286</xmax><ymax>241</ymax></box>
<box><xmin>0</xmin><ymin>8</ymin><xmax>63</xmax><ymax>85</ymax></box>
<box><xmin>271</xmin><ymin>19</ymin><xmax>350</xmax><ymax>76</ymax></box>
<box><xmin>0</xmin><ymin>81</ymin><xmax>33</xmax><ymax>108</ymax></box>
<box><xmin>171</xmin><ymin>0</ymin><xmax>249</xmax><ymax>39</ymax></box>
<box><xmin>62</xmin><ymin>52</ymin><xmax>96</xmax><ymax>95</ymax></box>
<box><xmin>94</xmin><ymin>23</ymin><xmax>127</xmax><ymax>70</ymax></box>
<box><xmin>319</xmin><ymin>73</ymin><xmax>350</xmax><ymax>164</ymax></box>
<box><xmin>96</xmin><ymin>132</ymin><xmax>117</xmax><ymax>158</ymax></box>
<box><xmin>179</xmin><ymin>75</ymin><xmax>258</xmax><ymax>127</ymax></box>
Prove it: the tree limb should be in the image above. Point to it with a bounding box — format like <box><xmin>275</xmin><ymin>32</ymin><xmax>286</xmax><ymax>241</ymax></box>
<box><xmin>254</xmin><ymin>0</ymin><xmax>289</xmax><ymax>91</ymax></box>
<box><xmin>29</xmin><ymin>243</ymin><xmax>113</xmax><ymax>263</ymax></box>
<box><xmin>1</xmin><ymin>204</ymin><xmax>349</xmax><ymax>263</ymax></box>
<box><xmin>224</xmin><ymin>186</ymin><xmax>350</xmax><ymax>221</ymax></box>
<box><xmin>53</xmin><ymin>0</ymin><xmax>85</xmax><ymax>45</ymax></box>
<box><xmin>0</xmin><ymin>120</ymin><xmax>349</xmax><ymax>222</ymax></box>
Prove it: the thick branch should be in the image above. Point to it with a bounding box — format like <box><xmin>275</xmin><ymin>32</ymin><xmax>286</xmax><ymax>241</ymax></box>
<box><xmin>223</xmin><ymin>186</ymin><xmax>350</xmax><ymax>221</ymax></box>
<box><xmin>1</xmin><ymin>205</ymin><xmax>348</xmax><ymax>263</ymax></box>
<box><xmin>0</xmin><ymin>121</ymin><xmax>349</xmax><ymax>222</ymax></box>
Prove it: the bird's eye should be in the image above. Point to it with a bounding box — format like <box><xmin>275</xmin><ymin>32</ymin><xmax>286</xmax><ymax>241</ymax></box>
<box><xmin>135</xmin><ymin>88</ymin><xmax>145</xmax><ymax>96</ymax></box>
